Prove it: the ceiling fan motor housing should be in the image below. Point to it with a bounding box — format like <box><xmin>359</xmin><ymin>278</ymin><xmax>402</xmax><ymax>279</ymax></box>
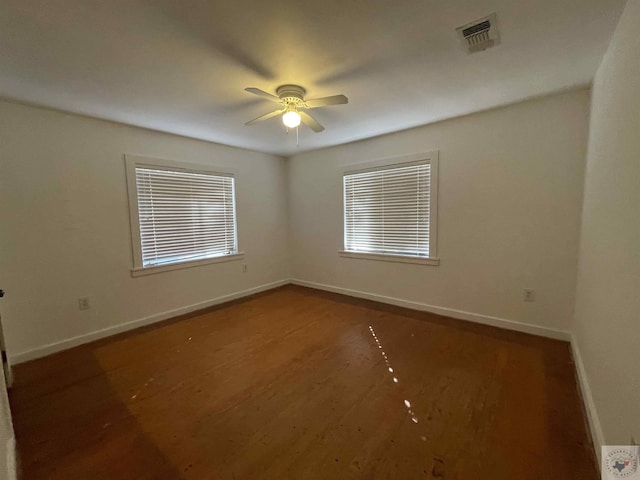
<box><xmin>276</xmin><ymin>84</ymin><xmax>307</xmax><ymax>106</ymax></box>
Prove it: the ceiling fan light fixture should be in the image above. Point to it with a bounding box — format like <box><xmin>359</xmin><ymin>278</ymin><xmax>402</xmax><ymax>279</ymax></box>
<box><xmin>244</xmin><ymin>85</ymin><xmax>347</xmax><ymax>133</ymax></box>
<box><xmin>282</xmin><ymin>110</ymin><xmax>301</xmax><ymax>128</ymax></box>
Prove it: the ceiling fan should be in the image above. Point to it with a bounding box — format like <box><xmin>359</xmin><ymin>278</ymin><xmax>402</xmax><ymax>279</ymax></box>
<box><xmin>244</xmin><ymin>85</ymin><xmax>348</xmax><ymax>133</ymax></box>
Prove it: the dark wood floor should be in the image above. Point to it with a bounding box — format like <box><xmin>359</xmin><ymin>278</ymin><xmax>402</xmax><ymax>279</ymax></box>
<box><xmin>9</xmin><ymin>285</ymin><xmax>597</xmax><ymax>479</ymax></box>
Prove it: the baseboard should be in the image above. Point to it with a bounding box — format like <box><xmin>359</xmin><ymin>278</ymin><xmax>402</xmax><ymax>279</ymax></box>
<box><xmin>570</xmin><ymin>334</ymin><xmax>604</xmax><ymax>465</ymax></box>
<box><xmin>8</xmin><ymin>276</ymin><xmax>599</xmax><ymax>469</ymax></box>
<box><xmin>290</xmin><ymin>279</ymin><xmax>571</xmax><ymax>341</ymax></box>
<box><xmin>12</xmin><ymin>276</ymin><xmax>573</xmax><ymax>359</ymax></box>
<box><xmin>10</xmin><ymin>279</ymin><xmax>290</xmax><ymax>364</ymax></box>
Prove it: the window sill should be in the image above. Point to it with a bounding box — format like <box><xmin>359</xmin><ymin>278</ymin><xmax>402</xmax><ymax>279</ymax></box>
<box><xmin>131</xmin><ymin>252</ymin><xmax>245</xmax><ymax>277</ymax></box>
<box><xmin>338</xmin><ymin>250</ymin><xmax>440</xmax><ymax>266</ymax></box>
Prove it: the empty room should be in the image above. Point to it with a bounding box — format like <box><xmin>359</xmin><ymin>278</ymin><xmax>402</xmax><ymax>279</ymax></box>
<box><xmin>0</xmin><ymin>0</ymin><xmax>638</xmax><ymax>478</ymax></box>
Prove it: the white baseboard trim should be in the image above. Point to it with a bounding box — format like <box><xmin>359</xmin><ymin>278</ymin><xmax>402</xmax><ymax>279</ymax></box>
<box><xmin>290</xmin><ymin>279</ymin><xmax>571</xmax><ymax>341</ymax></box>
<box><xmin>570</xmin><ymin>334</ymin><xmax>604</xmax><ymax>465</ymax></box>
<box><xmin>10</xmin><ymin>279</ymin><xmax>290</xmax><ymax>364</ymax></box>
<box><xmin>8</xmin><ymin>277</ymin><xmax>600</xmax><ymax>469</ymax></box>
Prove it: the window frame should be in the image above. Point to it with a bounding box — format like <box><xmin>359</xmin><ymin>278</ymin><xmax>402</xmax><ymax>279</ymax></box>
<box><xmin>125</xmin><ymin>154</ymin><xmax>244</xmax><ymax>277</ymax></box>
<box><xmin>339</xmin><ymin>151</ymin><xmax>439</xmax><ymax>266</ymax></box>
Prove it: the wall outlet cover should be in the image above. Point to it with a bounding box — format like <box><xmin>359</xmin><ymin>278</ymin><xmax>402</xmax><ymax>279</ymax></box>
<box><xmin>78</xmin><ymin>297</ymin><xmax>90</xmax><ymax>310</ymax></box>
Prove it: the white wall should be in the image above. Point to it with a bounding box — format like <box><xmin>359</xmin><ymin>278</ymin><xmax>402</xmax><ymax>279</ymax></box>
<box><xmin>0</xmin><ymin>90</ymin><xmax>592</xmax><ymax>361</ymax></box>
<box><xmin>573</xmin><ymin>0</ymin><xmax>640</xmax><ymax>450</ymax></box>
<box><xmin>0</xmin><ymin>101</ymin><xmax>290</xmax><ymax>361</ymax></box>
<box><xmin>288</xmin><ymin>89</ymin><xmax>590</xmax><ymax>334</ymax></box>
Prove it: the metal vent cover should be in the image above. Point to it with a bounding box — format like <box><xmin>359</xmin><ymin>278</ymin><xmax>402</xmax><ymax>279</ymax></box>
<box><xmin>456</xmin><ymin>13</ymin><xmax>500</xmax><ymax>53</ymax></box>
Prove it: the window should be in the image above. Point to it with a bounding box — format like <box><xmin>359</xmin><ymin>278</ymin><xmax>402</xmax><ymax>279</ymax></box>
<box><xmin>125</xmin><ymin>155</ymin><xmax>243</xmax><ymax>276</ymax></box>
<box><xmin>340</xmin><ymin>152</ymin><xmax>439</xmax><ymax>265</ymax></box>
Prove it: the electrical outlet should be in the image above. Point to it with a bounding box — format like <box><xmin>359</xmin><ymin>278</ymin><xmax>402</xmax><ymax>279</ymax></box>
<box><xmin>523</xmin><ymin>289</ymin><xmax>536</xmax><ymax>302</ymax></box>
<box><xmin>78</xmin><ymin>297</ymin><xmax>90</xmax><ymax>310</ymax></box>
<box><xmin>242</xmin><ymin>263</ymin><xmax>248</xmax><ymax>273</ymax></box>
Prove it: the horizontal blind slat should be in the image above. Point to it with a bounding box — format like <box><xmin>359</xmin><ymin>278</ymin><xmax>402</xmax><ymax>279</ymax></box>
<box><xmin>344</xmin><ymin>163</ymin><xmax>430</xmax><ymax>257</ymax></box>
<box><xmin>135</xmin><ymin>167</ymin><xmax>238</xmax><ymax>267</ymax></box>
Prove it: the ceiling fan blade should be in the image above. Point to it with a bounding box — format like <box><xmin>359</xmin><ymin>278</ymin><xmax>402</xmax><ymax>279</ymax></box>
<box><xmin>305</xmin><ymin>94</ymin><xmax>348</xmax><ymax>109</ymax></box>
<box><xmin>299</xmin><ymin>111</ymin><xmax>325</xmax><ymax>132</ymax></box>
<box><xmin>244</xmin><ymin>109</ymin><xmax>284</xmax><ymax>126</ymax></box>
<box><xmin>245</xmin><ymin>87</ymin><xmax>281</xmax><ymax>102</ymax></box>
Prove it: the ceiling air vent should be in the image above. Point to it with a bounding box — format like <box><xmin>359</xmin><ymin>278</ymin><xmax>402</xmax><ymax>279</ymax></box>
<box><xmin>456</xmin><ymin>13</ymin><xmax>500</xmax><ymax>53</ymax></box>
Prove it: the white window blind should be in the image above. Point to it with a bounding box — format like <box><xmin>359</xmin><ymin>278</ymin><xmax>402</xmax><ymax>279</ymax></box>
<box><xmin>134</xmin><ymin>167</ymin><xmax>238</xmax><ymax>267</ymax></box>
<box><xmin>344</xmin><ymin>163</ymin><xmax>431</xmax><ymax>257</ymax></box>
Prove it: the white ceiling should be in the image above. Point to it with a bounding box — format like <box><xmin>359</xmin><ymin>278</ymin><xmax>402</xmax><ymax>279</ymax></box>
<box><xmin>0</xmin><ymin>0</ymin><xmax>625</xmax><ymax>156</ymax></box>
